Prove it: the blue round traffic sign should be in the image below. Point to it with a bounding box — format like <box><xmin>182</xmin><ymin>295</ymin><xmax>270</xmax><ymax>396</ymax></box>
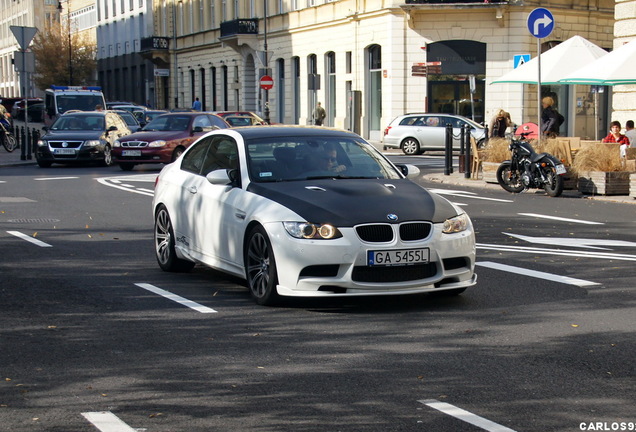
<box><xmin>527</xmin><ymin>8</ymin><xmax>555</xmax><ymax>39</ymax></box>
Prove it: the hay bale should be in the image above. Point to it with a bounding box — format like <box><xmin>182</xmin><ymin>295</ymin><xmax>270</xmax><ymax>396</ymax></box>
<box><xmin>571</xmin><ymin>144</ymin><xmax>623</xmax><ymax>176</ymax></box>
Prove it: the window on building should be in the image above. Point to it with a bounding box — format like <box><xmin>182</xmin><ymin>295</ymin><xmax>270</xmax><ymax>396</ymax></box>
<box><xmin>346</xmin><ymin>51</ymin><xmax>352</xmax><ymax>74</ymax></box>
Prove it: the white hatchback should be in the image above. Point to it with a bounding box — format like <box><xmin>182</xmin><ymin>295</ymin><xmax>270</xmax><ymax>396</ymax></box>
<box><xmin>382</xmin><ymin>113</ymin><xmax>487</xmax><ymax>155</ymax></box>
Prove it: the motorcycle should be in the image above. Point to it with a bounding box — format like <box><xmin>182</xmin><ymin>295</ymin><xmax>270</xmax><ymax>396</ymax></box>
<box><xmin>496</xmin><ymin>132</ymin><xmax>566</xmax><ymax>197</ymax></box>
<box><xmin>0</xmin><ymin>113</ymin><xmax>17</xmax><ymax>153</ymax></box>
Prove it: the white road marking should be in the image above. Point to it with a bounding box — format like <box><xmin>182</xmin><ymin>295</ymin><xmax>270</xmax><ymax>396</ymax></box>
<box><xmin>419</xmin><ymin>399</ymin><xmax>517</xmax><ymax>432</ymax></box>
<box><xmin>81</xmin><ymin>411</ymin><xmax>137</xmax><ymax>432</ymax></box>
<box><xmin>428</xmin><ymin>188</ymin><xmax>514</xmax><ymax>203</ymax></box>
<box><xmin>477</xmin><ymin>261</ymin><xmax>600</xmax><ymax>287</ymax></box>
<box><xmin>477</xmin><ymin>243</ymin><xmax>636</xmax><ymax>262</ymax></box>
<box><xmin>518</xmin><ymin>212</ymin><xmax>603</xmax><ymax>225</ymax></box>
<box><xmin>134</xmin><ymin>283</ymin><xmax>218</xmax><ymax>313</ymax></box>
<box><xmin>97</xmin><ymin>175</ymin><xmax>157</xmax><ymax>197</ymax></box>
<box><xmin>7</xmin><ymin>231</ymin><xmax>53</xmax><ymax>248</ymax></box>
<box><xmin>34</xmin><ymin>176</ymin><xmax>79</xmax><ymax>181</ymax></box>
<box><xmin>504</xmin><ymin>232</ymin><xmax>636</xmax><ymax>250</ymax></box>
<box><xmin>0</xmin><ymin>197</ymin><xmax>36</xmax><ymax>203</ymax></box>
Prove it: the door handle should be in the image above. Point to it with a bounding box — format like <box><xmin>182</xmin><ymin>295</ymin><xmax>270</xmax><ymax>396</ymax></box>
<box><xmin>187</xmin><ymin>186</ymin><xmax>197</xmax><ymax>194</ymax></box>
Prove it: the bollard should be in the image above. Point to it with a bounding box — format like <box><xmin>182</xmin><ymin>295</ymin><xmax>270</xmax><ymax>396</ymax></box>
<box><xmin>20</xmin><ymin>127</ymin><xmax>26</xmax><ymax>160</ymax></box>
<box><xmin>464</xmin><ymin>126</ymin><xmax>472</xmax><ymax>179</ymax></box>
<box><xmin>458</xmin><ymin>124</ymin><xmax>466</xmax><ymax>173</ymax></box>
<box><xmin>444</xmin><ymin>123</ymin><xmax>452</xmax><ymax>175</ymax></box>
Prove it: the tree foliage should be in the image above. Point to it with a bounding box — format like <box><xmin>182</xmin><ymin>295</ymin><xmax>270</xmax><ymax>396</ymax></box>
<box><xmin>30</xmin><ymin>22</ymin><xmax>97</xmax><ymax>90</ymax></box>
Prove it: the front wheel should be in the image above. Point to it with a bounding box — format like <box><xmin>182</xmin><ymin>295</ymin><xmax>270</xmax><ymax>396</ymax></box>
<box><xmin>496</xmin><ymin>162</ymin><xmax>525</xmax><ymax>193</ymax></box>
<box><xmin>100</xmin><ymin>145</ymin><xmax>113</xmax><ymax>167</ymax></box>
<box><xmin>245</xmin><ymin>226</ymin><xmax>280</xmax><ymax>306</ymax></box>
<box><xmin>401</xmin><ymin>138</ymin><xmax>421</xmax><ymax>155</ymax></box>
<box><xmin>2</xmin><ymin>134</ymin><xmax>17</xmax><ymax>152</ymax></box>
<box><xmin>543</xmin><ymin>166</ymin><xmax>565</xmax><ymax>197</ymax></box>
<box><xmin>154</xmin><ymin>205</ymin><xmax>195</xmax><ymax>272</ymax></box>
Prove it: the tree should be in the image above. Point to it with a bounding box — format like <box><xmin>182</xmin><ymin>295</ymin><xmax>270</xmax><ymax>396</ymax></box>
<box><xmin>30</xmin><ymin>21</ymin><xmax>97</xmax><ymax>90</ymax></box>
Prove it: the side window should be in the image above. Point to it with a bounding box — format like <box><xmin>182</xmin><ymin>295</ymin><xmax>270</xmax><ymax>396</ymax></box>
<box><xmin>400</xmin><ymin>116</ymin><xmax>418</xmax><ymax>126</ymax></box>
<box><xmin>181</xmin><ymin>139</ymin><xmax>212</xmax><ymax>175</ymax></box>
<box><xmin>210</xmin><ymin>115</ymin><xmax>229</xmax><ymax>129</ymax></box>
<box><xmin>201</xmin><ymin>136</ymin><xmax>239</xmax><ymax>176</ymax></box>
<box><xmin>425</xmin><ymin>116</ymin><xmax>440</xmax><ymax>127</ymax></box>
<box><xmin>193</xmin><ymin>115</ymin><xmax>213</xmax><ymax>130</ymax></box>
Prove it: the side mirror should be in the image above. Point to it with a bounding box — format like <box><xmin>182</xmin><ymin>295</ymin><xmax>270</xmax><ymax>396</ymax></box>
<box><xmin>108</xmin><ymin>125</ymin><xmax>118</xmax><ymax>132</ymax></box>
<box><xmin>192</xmin><ymin>126</ymin><xmax>203</xmax><ymax>133</ymax></box>
<box><xmin>396</xmin><ymin>163</ymin><xmax>420</xmax><ymax>179</ymax></box>
<box><xmin>206</xmin><ymin>169</ymin><xmax>231</xmax><ymax>185</ymax></box>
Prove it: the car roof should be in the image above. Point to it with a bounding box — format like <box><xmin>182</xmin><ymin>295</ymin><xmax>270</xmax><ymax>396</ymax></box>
<box><xmin>219</xmin><ymin>125</ymin><xmax>362</xmax><ymax>140</ymax></box>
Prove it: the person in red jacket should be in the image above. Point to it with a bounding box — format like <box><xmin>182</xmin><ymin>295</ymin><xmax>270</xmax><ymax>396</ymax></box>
<box><xmin>602</xmin><ymin>120</ymin><xmax>630</xmax><ymax>157</ymax></box>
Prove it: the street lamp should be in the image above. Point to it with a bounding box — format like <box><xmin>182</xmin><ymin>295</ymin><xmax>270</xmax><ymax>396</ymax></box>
<box><xmin>57</xmin><ymin>0</ymin><xmax>72</xmax><ymax>85</ymax></box>
<box><xmin>263</xmin><ymin>0</ymin><xmax>270</xmax><ymax>124</ymax></box>
<box><xmin>172</xmin><ymin>0</ymin><xmax>181</xmax><ymax>109</ymax></box>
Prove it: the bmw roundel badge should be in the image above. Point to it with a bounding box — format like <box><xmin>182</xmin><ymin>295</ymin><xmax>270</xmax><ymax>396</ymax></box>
<box><xmin>387</xmin><ymin>213</ymin><xmax>398</xmax><ymax>222</ymax></box>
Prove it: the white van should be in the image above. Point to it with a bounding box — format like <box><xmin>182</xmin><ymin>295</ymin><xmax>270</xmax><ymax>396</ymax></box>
<box><xmin>44</xmin><ymin>86</ymin><xmax>107</xmax><ymax>126</ymax></box>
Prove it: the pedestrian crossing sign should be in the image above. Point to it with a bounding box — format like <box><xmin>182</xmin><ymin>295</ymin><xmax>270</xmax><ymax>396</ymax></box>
<box><xmin>514</xmin><ymin>54</ymin><xmax>531</xmax><ymax>69</ymax></box>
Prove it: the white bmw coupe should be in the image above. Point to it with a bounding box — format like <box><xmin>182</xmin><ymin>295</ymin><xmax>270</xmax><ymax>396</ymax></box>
<box><xmin>152</xmin><ymin>126</ymin><xmax>477</xmax><ymax>305</ymax></box>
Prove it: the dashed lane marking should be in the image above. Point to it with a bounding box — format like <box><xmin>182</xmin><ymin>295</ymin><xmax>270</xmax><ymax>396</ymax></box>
<box><xmin>419</xmin><ymin>399</ymin><xmax>517</xmax><ymax>432</ymax></box>
<box><xmin>518</xmin><ymin>212</ymin><xmax>604</xmax><ymax>225</ymax></box>
<box><xmin>134</xmin><ymin>283</ymin><xmax>218</xmax><ymax>313</ymax></box>
<box><xmin>34</xmin><ymin>176</ymin><xmax>79</xmax><ymax>181</ymax></box>
<box><xmin>7</xmin><ymin>230</ymin><xmax>52</xmax><ymax>247</ymax></box>
<box><xmin>81</xmin><ymin>411</ymin><xmax>137</xmax><ymax>432</ymax></box>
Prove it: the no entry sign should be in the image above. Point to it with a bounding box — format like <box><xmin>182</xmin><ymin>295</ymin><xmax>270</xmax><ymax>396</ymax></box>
<box><xmin>260</xmin><ymin>75</ymin><xmax>274</xmax><ymax>90</ymax></box>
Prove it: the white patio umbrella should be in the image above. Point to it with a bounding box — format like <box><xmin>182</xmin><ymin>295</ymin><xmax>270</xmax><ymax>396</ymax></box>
<box><xmin>559</xmin><ymin>38</ymin><xmax>636</xmax><ymax>85</ymax></box>
<box><xmin>491</xmin><ymin>35</ymin><xmax>608</xmax><ymax>85</ymax></box>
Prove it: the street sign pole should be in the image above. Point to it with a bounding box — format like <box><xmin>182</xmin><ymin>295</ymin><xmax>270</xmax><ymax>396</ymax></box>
<box><xmin>10</xmin><ymin>25</ymin><xmax>38</xmax><ymax>160</ymax></box>
<box><xmin>527</xmin><ymin>8</ymin><xmax>554</xmax><ymax>143</ymax></box>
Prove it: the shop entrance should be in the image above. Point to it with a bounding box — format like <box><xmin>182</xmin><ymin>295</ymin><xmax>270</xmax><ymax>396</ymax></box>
<box><xmin>426</xmin><ymin>40</ymin><xmax>486</xmax><ymax>124</ymax></box>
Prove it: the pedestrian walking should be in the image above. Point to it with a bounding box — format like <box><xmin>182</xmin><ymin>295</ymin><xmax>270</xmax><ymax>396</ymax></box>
<box><xmin>314</xmin><ymin>102</ymin><xmax>326</xmax><ymax>126</ymax></box>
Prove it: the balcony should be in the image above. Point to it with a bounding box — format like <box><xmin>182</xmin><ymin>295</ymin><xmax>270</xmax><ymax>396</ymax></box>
<box><xmin>220</xmin><ymin>19</ymin><xmax>259</xmax><ymax>38</ymax></box>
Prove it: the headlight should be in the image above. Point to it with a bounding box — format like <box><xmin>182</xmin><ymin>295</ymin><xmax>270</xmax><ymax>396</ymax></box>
<box><xmin>84</xmin><ymin>140</ymin><xmax>101</xmax><ymax>147</ymax></box>
<box><xmin>283</xmin><ymin>222</ymin><xmax>342</xmax><ymax>240</ymax></box>
<box><xmin>442</xmin><ymin>213</ymin><xmax>469</xmax><ymax>234</ymax></box>
<box><xmin>114</xmin><ymin>140</ymin><xmax>121</xmax><ymax>147</ymax></box>
<box><xmin>149</xmin><ymin>140</ymin><xmax>167</xmax><ymax>147</ymax></box>
<box><xmin>37</xmin><ymin>140</ymin><xmax>47</xmax><ymax>147</ymax></box>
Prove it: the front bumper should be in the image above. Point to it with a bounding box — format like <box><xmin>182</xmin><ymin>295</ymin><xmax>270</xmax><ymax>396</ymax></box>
<box><xmin>36</xmin><ymin>144</ymin><xmax>108</xmax><ymax>164</ymax></box>
<box><xmin>112</xmin><ymin>146</ymin><xmax>174</xmax><ymax>164</ymax></box>
<box><xmin>265</xmin><ymin>221</ymin><xmax>477</xmax><ymax>298</ymax></box>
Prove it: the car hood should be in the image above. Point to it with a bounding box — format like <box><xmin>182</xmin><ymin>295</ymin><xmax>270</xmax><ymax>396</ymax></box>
<box><xmin>118</xmin><ymin>130</ymin><xmax>190</xmax><ymax>142</ymax></box>
<box><xmin>43</xmin><ymin>130</ymin><xmax>105</xmax><ymax>140</ymax></box>
<box><xmin>247</xmin><ymin>178</ymin><xmax>458</xmax><ymax>226</ymax></box>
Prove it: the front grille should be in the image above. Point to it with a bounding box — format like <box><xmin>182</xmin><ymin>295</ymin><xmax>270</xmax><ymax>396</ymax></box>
<box><xmin>49</xmin><ymin>140</ymin><xmax>83</xmax><ymax>149</ymax></box>
<box><xmin>356</xmin><ymin>224</ymin><xmax>393</xmax><ymax>242</ymax></box>
<box><xmin>352</xmin><ymin>263</ymin><xmax>437</xmax><ymax>283</ymax></box>
<box><xmin>121</xmin><ymin>141</ymin><xmax>148</xmax><ymax>148</ymax></box>
<box><xmin>399</xmin><ymin>222</ymin><xmax>432</xmax><ymax>241</ymax></box>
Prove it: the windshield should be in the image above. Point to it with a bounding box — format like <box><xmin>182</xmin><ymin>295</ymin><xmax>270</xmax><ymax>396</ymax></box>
<box><xmin>246</xmin><ymin>136</ymin><xmax>401</xmax><ymax>182</ymax></box>
<box><xmin>56</xmin><ymin>94</ymin><xmax>104</xmax><ymax>113</ymax></box>
<box><xmin>51</xmin><ymin>114</ymin><xmax>105</xmax><ymax>131</ymax></box>
<box><xmin>143</xmin><ymin>115</ymin><xmax>190</xmax><ymax>131</ymax></box>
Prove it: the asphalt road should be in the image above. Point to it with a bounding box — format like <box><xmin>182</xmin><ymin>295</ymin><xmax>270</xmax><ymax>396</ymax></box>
<box><xmin>1</xmin><ymin>158</ymin><xmax>635</xmax><ymax>432</ymax></box>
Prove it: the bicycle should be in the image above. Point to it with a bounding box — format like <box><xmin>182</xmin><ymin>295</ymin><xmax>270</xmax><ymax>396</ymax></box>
<box><xmin>1</xmin><ymin>116</ymin><xmax>17</xmax><ymax>152</ymax></box>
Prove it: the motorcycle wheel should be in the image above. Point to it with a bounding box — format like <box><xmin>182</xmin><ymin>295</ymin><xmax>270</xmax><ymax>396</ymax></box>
<box><xmin>543</xmin><ymin>166</ymin><xmax>564</xmax><ymax>197</ymax></box>
<box><xmin>496</xmin><ymin>162</ymin><xmax>525</xmax><ymax>193</ymax></box>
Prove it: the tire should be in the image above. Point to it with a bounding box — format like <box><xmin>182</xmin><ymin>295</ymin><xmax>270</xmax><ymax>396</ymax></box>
<box><xmin>2</xmin><ymin>134</ymin><xmax>17</xmax><ymax>152</ymax></box>
<box><xmin>154</xmin><ymin>205</ymin><xmax>195</xmax><ymax>272</ymax></box>
<box><xmin>401</xmin><ymin>138</ymin><xmax>421</xmax><ymax>155</ymax></box>
<box><xmin>245</xmin><ymin>225</ymin><xmax>280</xmax><ymax>306</ymax></box>
<box><xmin>543</xmin><ymin>166</ymin><xmax>564</xmax><ymax>197</ymax></box>
<box><xmin>100</xmin><ymin>145</ymin><xmax>113</xmax><ymax>167</ymax></box>
<box><xmin>496</xmin><ymin>162</ymin><xmax>525</xmax><ymax>193</ymax></box>
<box><xmin>119</xmin><ymin>163</ymin><xmax>135</xmax><ymax>171</ymax></box>
<box><xmin>171</xmin><ymin>147</ymin><xmax>185</xmax><ymax>162</ymax></box>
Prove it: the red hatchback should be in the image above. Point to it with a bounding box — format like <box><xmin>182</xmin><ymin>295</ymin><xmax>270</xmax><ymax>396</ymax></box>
<box><xmin>112</xmin><ymin>112</ymin><xmax>229</xmax><ymax>170</ymax></box>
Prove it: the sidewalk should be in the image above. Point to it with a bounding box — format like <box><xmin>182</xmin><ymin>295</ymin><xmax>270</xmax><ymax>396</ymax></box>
<box><xmin>0</xmin><ymin>119</ymin><xmax>42</xmax><ymax>167</ymax></box>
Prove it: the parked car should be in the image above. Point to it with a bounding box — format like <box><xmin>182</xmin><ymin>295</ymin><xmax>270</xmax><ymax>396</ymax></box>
<box><xmin>141</xmin><ymin>110</ymin><xmax>168</xmax><ymax>126</ymax></box>
<box><xmin>152</xmin><ymin>126</ymin><xmax>477</xmax><ymax>305</ymax></box>
<box><xmin>213</xmin><ymin>111</ymin><xmax>269</xmax><ymax>125</ymax></box>
<box><xmin>113</xmin><ymin>110</ymin><xmax>142</xmax><ymax>131</ymax></box>
<box><xmin>36</xmin><ymin>111</ymin><xmax>132</xmax><ymax>167</ymax></box>
<box><xmin>25</xmin><ymin>103</ymin><xmax>45</xmax><ymax>123</ymax></box>
<box><xmin>382</xmin><ymin>113</ymin><xmax>487</xmax><ymax>155</ymax></box>
<box><xmin>112</xmin><ymin>112</ymin><xmax>229</xmax><ymax>170</ymax></box>
<box><xmin>10</xmin><ymin>98</ymin><xmax>43</xmax><ymax>120</ymax></box>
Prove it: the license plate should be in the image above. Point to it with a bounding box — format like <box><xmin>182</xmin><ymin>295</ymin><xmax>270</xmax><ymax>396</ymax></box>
<box><xmin>54</xmin><ymin>148</ymin><xmax>76</xmax><ymax>155</ymax></box>
<box><xmin>368</xmin><ymin>248</ymin><xmax>430</xmax><ymax>267</ymax></box>
<box><xmin>122</xmin><ymin>150</ymin><xmax>142</xmax><ymax>157</ymax></box>
<box><xmin>556</xmin><ymin>164</ymin><xmax>566</xmax><ymax>175</ymax></box>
